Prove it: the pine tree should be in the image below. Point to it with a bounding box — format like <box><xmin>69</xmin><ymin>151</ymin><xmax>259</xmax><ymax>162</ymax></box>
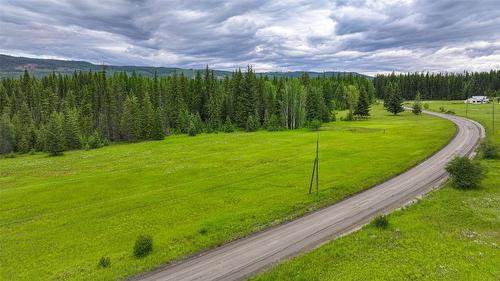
<box><xmin>150</xmin><ymin>108</ymin><xmax>165</xmax><ymax>140</ymax></box>
<box><xmin>412</xmin><ymin>91</ymin><xmax>422</xmax><ymax>115</ymax></box>
<box><xmin>63</xmin><ymin>109</ymin><xmax>81</xmax><ymax>150</ymax></box>
<box><xmin>354</xmin><ymin>89</ymin><xmax>370</xmax><ymax>118</ymax></box>
<box><xmin>0</xmin><ymin>113</ymin><xmax>15</xmax><ymax>154</ymax></box>
<box><xmin>45</xmin><ymin>112</ymin><xmax>65</xmax><ymax>156</ymax></box>
<box><xmin>223</xmin><ymin>116</ymin><xmax>234</xmax><ymax>133</ymax></box>
<box><xmin>305</xmin><ymin>87</ymin><xmax>322</xmax><ymax>121</ymax></box>
<box><xmin>120</xmin><ymin>95</ymin><xmax>140</xmax><ymax>142</ymax></box>
<box><xmin>384</xmin><ymin>82</ymin><xmax>404</xmax><ymax>115</ymax></box>
<box><xmin>140</xmin><ymin>93</ymin><xmax>154</xmax><ymax>139</ymax></box>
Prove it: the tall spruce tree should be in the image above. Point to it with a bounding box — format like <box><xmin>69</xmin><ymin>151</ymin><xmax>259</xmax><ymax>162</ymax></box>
<box><xmin>354</xmin><ymin>88</ymin><xmax>370</xmax><ymax>118</ymax></box>
<box><xmin>63</xmin><ymin>108</ymin><xmax>81</xmax><ymax>150</ymax></box>
<box><xmin>120</xmin><ymin>95</ymin><xmax>140</xmax><ymax>142</ymax></box>
<box><xmin>384</xmin><ymin>82</ymin><xmax>404</xmax><ymax>115</ymax></box>
<box><xmin>45</xmin><ymin>112</ymin><xmax>65</xmax><ymax>156</ymax></box>
<box><xmin>412</xmin><ymin>91</ymin><xmax>423</xmax><ymax>115</ymax></box>
<box><xmin>0</xmin><ymin>113</ymin><xmax>15</xmax><ymax>154</ymax></box>
<box><xmin>150</xmin><ymin>108</ymin><xmax>165</xmax><ymax>140</ymax></box>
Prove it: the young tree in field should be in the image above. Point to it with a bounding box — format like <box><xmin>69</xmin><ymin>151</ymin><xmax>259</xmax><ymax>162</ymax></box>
<box><xmin>384</xmin><ymin>82</ymin><xmax>404</xmax><ymax>115</ymax></box>
<box><xmin>354</xmin><ymin>88</ymin><xmax>370</xmax><ymax>118</ymax></box>
<box><xmin>45</xmin><ymin>112</ymin><xmax>65</xmax><ymax>156</ymax></box>
<box><xmin>412</xmin><ymin>92</ymin><xmax>423</xmax><ymax>115</ymax></box>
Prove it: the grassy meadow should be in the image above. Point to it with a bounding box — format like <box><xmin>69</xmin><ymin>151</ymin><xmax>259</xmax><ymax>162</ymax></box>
<box><xmin>0</xmin><ymin>104</ymin><xmax>456</xmax><ymax>280</ymax></box>
<box><xmin>252</xmin><ymin>101</ymin><xmax>500</xmax><ymax>281</ymax></box>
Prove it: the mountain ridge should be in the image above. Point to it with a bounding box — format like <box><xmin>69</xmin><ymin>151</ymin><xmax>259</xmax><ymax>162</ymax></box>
<box><xmin>0</xmin><ymin>54</ymin><xmax>370</xmax><ymax>79</ymax></box>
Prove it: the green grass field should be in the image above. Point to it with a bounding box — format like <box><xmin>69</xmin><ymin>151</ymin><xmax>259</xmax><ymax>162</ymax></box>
<box><xmin>0</xmin><ymin>105</ymin><xmax>456</xmax><ymax>280</ymax></box>
<box><xmin>252</xmin><ymin>101</ymin><xmax>499</xmax><ymax>281</ymax></box>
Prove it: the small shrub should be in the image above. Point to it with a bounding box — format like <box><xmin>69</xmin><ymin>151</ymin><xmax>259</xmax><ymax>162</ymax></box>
<box><xmin>29</xmin><ymin>149</ymin><xmax>36</xmax><ymax>155</ymax></box>
<box><xmin>5</xmin><ymin>152</ymin><xmax>15</xmax><ymax>158</ymax></box>
<box><xmin>373</xmin><ymin>215</ymin><xmax>389</xmax><ymax>229</ymax></box>
<box><xmin>188</xmin><ymin>120</ymin><xmax>197</xmax><ymax>136</ymax></box>
<box><xmin>98</xmin><ymin>256</ymin><xmax>110</xmax><ymax>268</ymax></box>
<box><xmin>223</xmin><ymin>117</ymin><xmax>235</xmax><ymax>133</ymax></box>
<box><xmin>479</xmin><ymin>141</ymin><xmax>498</xmax><ymax>159</ymax></box>
<box><xmin>308</xmin><ymin>119</ymin><xmax>321</xmax><ymax>131</ymax></box>
<box><xmin>445</xmin><ymin>156</ymin><xmax>484</xmax><ymax>189</ymax></box>
<box><xmin>245</xmin><ymin>115</ymin><xmax>259</xmax><ymax>132</ymax></box>
<box><xmin>439</xmin><ymin>106</ymin><xmax>446</xmax><ymax>112</ymax></box>
<box><xmin>446</xmin><ymin>110</ymin><xmax>455</xmax><ymax>115</ymax></box>
<box><xmin>265</xmin><ymin>114</ymin><xmax>282</xmax><ymax>131</ymax></box>
<box><xmin>344</xmin><ymin>110</ymin><xmax>355</xmax><ymax>121</ymax></box>
<box><xmin>423</xmin><ymin>103</ymin><xmax>429</xmax><ymax>110</ymax></box>
<box><xmin>133</xmin><ymin>235</ymin><xmax>153</xmax><ymax>258</ymax></box>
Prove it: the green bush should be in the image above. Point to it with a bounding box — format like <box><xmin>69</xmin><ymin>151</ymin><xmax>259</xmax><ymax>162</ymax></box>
<box><xmin>373</xmin><ymin>215</ymin><xmax>389</xmax><ymax>229</ymax></box>
<box><xmin>223</xmin><ymin>117</ymin><xmax>234</xmax><ymax>133</ymax></box>
<box><xmin>265</xmin><ymin>114</ymin><xmax>282</xmax><ymax>131</ymax></box>
<box><xmin>479</xmin><ymin>141</ymin><xmax>498</xmax><ymax>159</ymax></box>
<box><xmin>445</xmin><ymin>156</ymin><xmax>484</xmax><ymax>189</ymax></box>
<box><xmin>343</xmin><ymin>110</ymin><xmax>355</xmax><ymax>121</ymax></box>
<box><xmin>188</xmin><ymin>120</ymin><xmax>197</xmax><ymax>136</ymax></box>
<box><xmin>423</xmin><ymin>103</ymin><xmax>429</xmax><ymax>110</ymax></box>
<box><xmin>133</xmin><ymin>235</ymin><xmax>153</xmax><ymax>258</ymax></box>
<box><xmin>308</xmin><ymin>119</ymin><xmax>321</xmax><ymax>131</ymax></box>
<box><xmin>98</xmin><ymin>256</ymin><xmax>110</xmax><ymax>268</ymax></box>
<box><xmin>245</xmin><ymin>115</ymin><xmax>259</xmax><ymax>132</ymax></box>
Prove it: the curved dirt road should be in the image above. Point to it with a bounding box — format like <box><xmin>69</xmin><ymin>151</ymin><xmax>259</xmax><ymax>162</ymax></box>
<box><xmin>134</xmin><ymin>110</ymin><xmax>484</xmax><ymax>281</ymax></box>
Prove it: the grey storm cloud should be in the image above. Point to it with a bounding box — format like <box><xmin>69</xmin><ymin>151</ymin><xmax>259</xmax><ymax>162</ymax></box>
<box><xmin>1</xmin><ymin>0</ymin><xmax>500</xmax><ymax>74</ymax></box>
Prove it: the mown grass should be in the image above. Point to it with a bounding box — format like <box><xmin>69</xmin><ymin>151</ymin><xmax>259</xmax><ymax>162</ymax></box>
<box><xmin>252</xmin><ymin>101</ymin><xmax>499</xmax><ymax>281</ymax></box>
<box><xmin>0</xmin><ymin>104</ymin><xmax>455</xmax><ymax>280</ymax></box>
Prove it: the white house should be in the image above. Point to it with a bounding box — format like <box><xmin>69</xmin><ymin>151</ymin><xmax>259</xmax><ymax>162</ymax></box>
<box><xmin>464</xmin><ymin>96</ymin><xmax>489</xmax><ymax>104</ymax></box>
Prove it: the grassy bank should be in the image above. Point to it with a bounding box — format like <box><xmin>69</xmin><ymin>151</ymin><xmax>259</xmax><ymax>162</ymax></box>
<box><xmin>0</xmin><ymin>105</ymin><xmax>455</xmax><ymax>280</ymax></box>
<box><xmin>252</xmin><ymin>101</ymin><xmax>499</xmax><ymax>281</ymax></box>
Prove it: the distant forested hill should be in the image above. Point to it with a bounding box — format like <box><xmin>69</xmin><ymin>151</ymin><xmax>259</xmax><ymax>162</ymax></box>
<box><xmin>0</xmin><ymin>54</ymin><xmax>369</xmax><ymax>79</ymax></box>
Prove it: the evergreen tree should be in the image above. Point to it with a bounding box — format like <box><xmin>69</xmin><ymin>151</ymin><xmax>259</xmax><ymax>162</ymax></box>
<box><xmin>120</xmin><ymin>95</ymin><xmax>140</xmax><ymax>142</ymax></box>
<box><xmin>45</xmin><ymin>112</ymin><xmax>65</xmax><ymax>156</ymax></box>
<box><xmin>384</xmin><ymin>82</ymin><xmax>404</xmax><ymax>115</ymax></box>
<box><xmin>140</xmin><ymin>93</ymin><xmax>154</xmax><ymax>139</ymax></box>
<box><xmin>223</xmin><ymin>116</ymin><xmax>234</xmax><ymax>133</ymax></box>
<box><xmin>0</xmin><ymin>113</ymin><xmax>15</xmax><ymax>154</ymax></box>
<box><xmin>63</xmin><ymin>109</ymin><xmax>81</xmax><ymax>150</ymax></box>
<box><xmin>245</xmin><ymin>114</ymin><xmax>259</xmax><ymax>132</ymax></box>
<box><xmin>305</xmin><ymin>87</ymin><xmax>322</xmax><ymax>121</ymax></box>
<box><xmin>150</xmin><ymin>108</ymin><xmax>165</xmax><ymax>140</ymax></box>
<box><xmin>412</xmin><ymin>92</ymin><xmax>422</xmax><ymax>115</ymax></box>
<box><xmin>354</xmin><ymin>88</ymin><xmax>370</xmax><ymax>118</ymax></box>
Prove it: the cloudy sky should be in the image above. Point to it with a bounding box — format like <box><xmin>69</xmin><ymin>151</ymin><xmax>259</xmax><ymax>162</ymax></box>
<box><xmin>1</xmin><ymin>0</ymin><xmax>500</xmax><ymax>75</ymax></box>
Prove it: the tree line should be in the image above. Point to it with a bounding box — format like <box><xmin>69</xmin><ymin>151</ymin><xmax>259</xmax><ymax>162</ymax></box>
<box><xmin>0</xmin><ymin>67</ymin><xmax>375</xmax><ymax>155</ymax></box>
<box><xmin>374</xmin><ymin>70</ymin><xmax>500</xmax><ymax>100</ymax></box>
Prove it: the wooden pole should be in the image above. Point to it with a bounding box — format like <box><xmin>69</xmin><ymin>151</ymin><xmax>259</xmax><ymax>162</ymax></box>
<box><xmin>315</xmin><ymin>129</ymin><xmax>319</xmax><ymax>194</ymax></box>
<box><xmin>309</xmin><ymin>129</ymin><xmax>320</xmax><ymax>194</ymax></box>
<box><xmin>309</xmin><ymin>158</ymin><xmax>316</xmax><ymax>194</ymax></box>
<box><xmin>466</xmin><ymin>100</ymin><xmax>468</xmax><ymax>118</ymax></box>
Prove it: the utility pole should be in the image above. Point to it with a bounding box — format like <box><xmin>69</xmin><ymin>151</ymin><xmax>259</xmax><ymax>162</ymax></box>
<box><xmin>493</xmin><ymin>95</ymin><xmax>496</xmax><ymax>134</ymax></box>
<box><xmin>309</xmin><ymin>129</ymin><xmax>319</xmax><ymax>194</ymax></box>
<box><xmin>465</xmin><ymin>99</ymin><xmax>468</xmax><ymax>118</ymax></box>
